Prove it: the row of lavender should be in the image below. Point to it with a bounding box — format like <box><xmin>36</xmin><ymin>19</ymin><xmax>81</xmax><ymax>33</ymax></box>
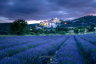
<box><xmin>0</xmin><ymin>36</ymin><xmax>65</xmax><ymax>60</ymax></box>
<box><xmin>75</xmin><ymin>35</ymin><xmax>96</xmax><ymax>64</ymax></box>
<box><xmin>0</xmin><ymin>35</ymin><xmax>69</xmax><ymax>64</ymax></box>
<box><xmin>0</xmin><ymin>36</ymin><xmax>63</xmax><ymax>50</ymax></box>
<box><xmin>50</xmin><ymin>36</ymin><xmax>85</xmax><ymax>64</ymax></box>
<box><xmin>79</xmin><ymin>34</ymin><xmax>96</xmax><ymax>45</ymax></box>
<box><xmin>50</xmin><ymin>34</ymin><xmax>96</xmax><ymax>64</ymax></box>
<box><xmin>0</xmin><ymin>37</ymin><xmax>54</xmax><ymax>60</ymax></box>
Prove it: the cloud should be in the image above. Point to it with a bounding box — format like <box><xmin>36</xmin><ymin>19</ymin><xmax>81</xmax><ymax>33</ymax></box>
<box><xmin>0</xmin><ymin>16</ymin><xmax>13</xmax><ymax>23</ymax></box>
<box><xmin>0</xmin><ymin>0</ymin><xmax>96</xmax><ymax>23</ymax></box>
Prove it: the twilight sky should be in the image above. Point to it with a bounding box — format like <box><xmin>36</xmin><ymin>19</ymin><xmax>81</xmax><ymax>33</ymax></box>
<box><xmin>0</xmin><ymin>0</ymin><xmax>96</xmax><ymax>24</ymax></box>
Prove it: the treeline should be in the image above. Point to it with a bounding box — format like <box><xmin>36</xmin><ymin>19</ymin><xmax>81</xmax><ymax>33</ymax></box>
<box><xmin>30</xmin><ymin>27</ymin><xmax>69</xmax><ymax>35</ymax></box>
<box><xmin>30</xmin><ymin>23</ymin><xmax>96</xmax><ymax>35</ymax></box>
<box><xmin>74</xmin><ymin>23</ymin><xmax>96</xmax><ymax>34</ymax></box>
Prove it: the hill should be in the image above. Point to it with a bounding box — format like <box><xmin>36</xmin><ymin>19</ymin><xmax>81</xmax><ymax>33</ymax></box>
<box><xmin>60</xmin><ymin>15</ymin><xmax>96</xmax><ymax>27</ymax></box>
<box><xmin>0</xmin><ymin>23</ymin><xmax>11</xmax><ymax>35</ymax></box>
<box><xmin>28</xmin><ymin>23</ymin><xmax>39</xmax><ymax>28</ymax></box>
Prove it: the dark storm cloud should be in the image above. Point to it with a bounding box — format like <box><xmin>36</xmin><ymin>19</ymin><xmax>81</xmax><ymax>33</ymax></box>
<box><xmin>0</xmin><ymin>0</ymin><xmax>96</xmax><ymax>22</ymax></box>
<box><xmin>48</xmin><ymin>0</ymin><xmax>94</xmax><ymax>8</ymax></box>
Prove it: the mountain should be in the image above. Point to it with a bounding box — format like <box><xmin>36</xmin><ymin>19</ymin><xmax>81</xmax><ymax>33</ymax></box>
<box><xmin>60</xmin><ymin>15</ymin><xmax>96</xmax><ymax>27</ymax></box>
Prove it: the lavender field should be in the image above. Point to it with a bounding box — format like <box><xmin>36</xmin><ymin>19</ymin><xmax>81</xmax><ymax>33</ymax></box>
<box><xmin>0</xmin><ymin>34</ymin><xmax>96</xmax><ymax>64</ymax></box>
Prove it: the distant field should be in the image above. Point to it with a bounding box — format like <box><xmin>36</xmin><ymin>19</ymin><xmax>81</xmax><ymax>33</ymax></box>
<box><xmin>0</xmin><ymin>32</ymin><xmax>95</xmax><ymax>37</ymax></box>
<box><xmin>0</xmin><ymin>35</ymin><xmax>16</xmax><ymax>37</ymax></box>
<box><xmin>0</xmin><ymin>34</ymin><xmax>96</xmax><ymax>64</ymax></box>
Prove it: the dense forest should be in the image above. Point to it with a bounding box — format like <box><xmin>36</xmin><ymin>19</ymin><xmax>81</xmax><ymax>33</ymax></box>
<box><xmin>0</xmin><ymin>15</ymin><xmax>96</xmax><ymax>35</ymax></box>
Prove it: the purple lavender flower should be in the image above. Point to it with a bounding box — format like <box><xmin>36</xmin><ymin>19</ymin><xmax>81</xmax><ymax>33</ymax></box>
<box><xmin>0</xmin><ymin>35</ymin><xmax>69</xmax><ymax>64</ymax></box>
<box><xmin>51</xmin><ymin>36</ymin><xmax>85</xmax><ymax>64</ymax></box>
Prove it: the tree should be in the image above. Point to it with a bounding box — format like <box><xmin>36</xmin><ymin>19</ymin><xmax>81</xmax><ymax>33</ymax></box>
<box><xmin>45</xmin><ymin>30</ymin><xmax>50</xmax><ymax>34</ymax></box>
<box><xmin>64</xmin><ymin>27</ymin><xmax>69</xmax><ymax>32</ymax></box>
<box><xmin>80</xmin><ymin>28</ymin><xmax>85</xmax><ymax>33</ymax></box>
<box><xmin>10</xmin><ymin>19</ymin><xmax>28</xmax><ymax>35</ymax></box>
<box><xmin>86</xmin><ymin>24</ymin><xmax>95</xmax><ymax>32</ymax></box>
<box><xmin>59</xmin><ymin>31</ymin><xmax>66</xmax><ymax>35</ymax></box>
<box><xmin>91</xmin><ymin>23</ymin><xmax>95</xmax><ymax>28</ymax></box>
<box><xmin>37</xmin><ymin>29</ymin><xmax>44</xmax><ymax>34</ymax></box>
<box><xmin>78</xmin><ymin>26</ymin><xmax>84</xmax><ymax>29</ymax></box>
<box><xmin>30</xmin><ymin>32</ymin><xmax>35</xmax><ymax>35</ymax></box>
<box><xmin>86</xmin><ymin>26</ymin><xmax>91</xmax><ymax>32</ymax></box>
<box><xmin>74</xmin><ymin>27</ymin><xmax>79</xmax><ymax>34</ymax></box>
<box><xmin>91</xmin><ymin>23</ymin><xmax>95</xmax><ymax>31</ymax></box>
<box><xmin>56</xmin><ymin>25</ymin><xmax>60</xmax><ymax>32</ymax></box>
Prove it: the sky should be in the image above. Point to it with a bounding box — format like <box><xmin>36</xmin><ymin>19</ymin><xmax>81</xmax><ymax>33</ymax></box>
<box><xmin>0</xmin><ymin>0</ymin><xmax>96</xmax><ymax>24</ymax></box>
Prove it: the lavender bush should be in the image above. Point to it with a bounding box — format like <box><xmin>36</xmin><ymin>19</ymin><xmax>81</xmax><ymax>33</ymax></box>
<box><xmin>0</xmin><ymin>35</ymin><xmax>69</xmax><ymax>64</ymax></box>
<box><xmin>51</xmin><ymin>36</ymin><xmax>85</xmax><ymax>64</ymax></box>
<box><xmin>79</xmin><ymin>34</ymin><xmax>96</xmax><ymax>45</ymax></box>
<box><xmin>75</xmin><ymin>35</ymin><xmax>96</xmax><ymax>64</ymax></box>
